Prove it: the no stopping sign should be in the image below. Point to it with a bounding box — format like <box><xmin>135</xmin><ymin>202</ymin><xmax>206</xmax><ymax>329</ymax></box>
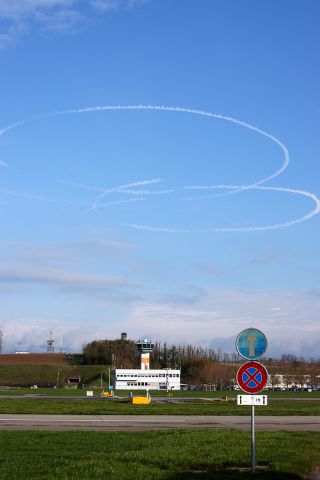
<box><xmin>236</xmin><ymin>361</ymin><xmax>268</xmax><ymax>394</ymax></box>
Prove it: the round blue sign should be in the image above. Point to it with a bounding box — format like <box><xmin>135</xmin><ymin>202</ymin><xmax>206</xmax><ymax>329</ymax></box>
<box><xmin>236</xmin><ymin>328</ymin><xmax>267</xmax><ymax>360</ymax></box>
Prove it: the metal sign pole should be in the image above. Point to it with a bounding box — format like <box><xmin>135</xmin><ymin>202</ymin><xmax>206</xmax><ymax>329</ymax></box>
<box><xmin>251</xmin><ymin>405</ymin><xmax>255</xmax><ymax>473</ymax></box>
<box><xmin>235</xmin><ymin>328</ymin><xmax>269</xmax><ymax>475</ymax></box>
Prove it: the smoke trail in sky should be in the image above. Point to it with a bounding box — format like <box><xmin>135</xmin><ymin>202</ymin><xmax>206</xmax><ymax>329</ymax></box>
<box><xmin>116</xmin><ymin>189</ymin><xmax>174</xmax><ymax>195</ymax></box>
<box><xmin>61</xmin><ymin>177</ymin><xmax>173</xmax><ymax>212</ymax></box>
<box><xmin>91</xmin><ymin>178</ymin><xmax>163</xmax><ymax>209</ymax></box>
<box><xmin>0</xmin><ymin>188</ymin><xmax>90</xmax><ymax>206</ymax></box>
<box><xmin>85</xmin><ymin>197</ymin><xmax>146</xmax><ymax>213</ymax></box>
<box><xmin>59</xmin><ymin>179</ymin><xmax>105</xmax><ymax>192</ymax></box>
<box><xmin>56</xmin><ymin>104</ymin><xmax>290</xmax><ymax>191</ymax></box>
<box><xmin>126</xmin><ymin>185</ymin><xmax>320</xmax><ymax>232</ymax></box>
<box><xmin>53</xmin><ymin>104</ymin><xmax>291</xmax><ymax>215</ymax></box>
<box><xmin>0</xmin><ymin>105</ymin><xmax>290</xmax><ymax>192</ymax></box>
<box><xmin>0</xmin><ymin>104</ymin><xmax>318</xmax><ymax>232</ymax></box>
<box><xmin>0</xmin><ymin>120</ymin><xmax>26</xmax><ymax>138</ymax></box>
<box><xmin>60</xmin><ymin>178</ymin><xmax>168</xmax><ymax>199</ymax></box>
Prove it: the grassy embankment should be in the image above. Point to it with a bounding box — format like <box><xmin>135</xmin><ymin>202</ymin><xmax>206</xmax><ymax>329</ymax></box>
<box><xmin>0</xmin><ymin>364</ymin><xmax>111</xmax><ymax>387</ymax></box>
<box><xmin>0</xmin><ymin>429</ymin><xmax>320</xmax><ymax>479</ymax></box>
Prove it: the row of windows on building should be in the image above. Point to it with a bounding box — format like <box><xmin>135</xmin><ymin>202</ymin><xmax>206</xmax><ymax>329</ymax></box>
<box><xmin>125</xmin><ymin>382</ymin><xmax>162</xmax><ymax>387</ymax></box>
<box><xmin>116</xmin><ymin>373</ymin><xmax>180</xmax><ymax>378</ymax></box>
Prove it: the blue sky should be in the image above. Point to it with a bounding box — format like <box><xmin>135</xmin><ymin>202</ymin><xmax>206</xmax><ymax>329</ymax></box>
<box><xmin>0</xmin><ymin>0</ymin><xmax>319</xmax><ymax>357</ymax></box>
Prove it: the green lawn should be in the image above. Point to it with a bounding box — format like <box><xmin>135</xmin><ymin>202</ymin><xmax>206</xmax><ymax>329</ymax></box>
<box><xmin>0</xmin><ymin>365</ymin><xmax>112</xmax><ymax>387</ymax></box>
<box><xmin>0</xmin><ymin>429</ymin><xmax>319</xmax><ymax>479</ymax></box>
<box><xmin>0</xmin><ymin>397</ymin><xmax>320</xmax><ymax>415</ymax></box>
<box><xmin>1</xmin><ymin>387</ymin><xmax>319</xmax><ymax>398</ymax></box>
<box><xmin>0</xmin><ymin>387</ymin><xmax>89</xmax><ymax>396</ymax></box>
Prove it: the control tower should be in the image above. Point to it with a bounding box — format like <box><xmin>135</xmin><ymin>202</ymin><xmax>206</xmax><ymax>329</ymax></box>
<box><xmin>136</xmin><ymin>338</ymin><xmax>154</xmax><ymax>370</ymax></box>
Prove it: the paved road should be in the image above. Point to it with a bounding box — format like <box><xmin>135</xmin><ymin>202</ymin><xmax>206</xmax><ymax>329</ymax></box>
<box><xmin>0</xmin><ymin>414</ymin><xmax>320</xmax><ymax>432</ymax></box>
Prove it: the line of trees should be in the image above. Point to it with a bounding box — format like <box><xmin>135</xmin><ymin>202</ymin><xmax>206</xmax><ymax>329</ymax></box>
<box><xmin>82</xmin><ymin>339</ymin><xmax>237</xmax><ymax>368</ymax></box>
<box><xmin>82</xmin><ymin>339</ymin><xmax>137</xmax><ymax>368</ymax></box>
<box><xmin>82</xmin><ymin>339</ymin><xmax>320</xmax><ymax>389</ymax></box>
<box><xmin>267</xmin><ymin>354</ymin><xmax>320</xmax><ymax>389</ymax></box>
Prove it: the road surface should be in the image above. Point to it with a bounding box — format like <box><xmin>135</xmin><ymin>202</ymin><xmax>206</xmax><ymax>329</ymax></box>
<box><xmin>0</xmin><ymin>414</ymin><xmax>319</xmax><ymax>431</ymax></box>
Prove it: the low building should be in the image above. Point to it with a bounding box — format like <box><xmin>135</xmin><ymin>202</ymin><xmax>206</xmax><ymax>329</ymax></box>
<box><xmin>114</xmin><ymin>368</ymin><xmax>181</xmax><ymax>390</ymax></box>
<box><xmin>266</xmin><ymin>373</ymin><xmax>320</xmax><ymax>390</ymax></box>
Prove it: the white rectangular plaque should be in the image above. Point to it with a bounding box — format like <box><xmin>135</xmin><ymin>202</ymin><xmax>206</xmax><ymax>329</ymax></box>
<box><xmin>237</xmin><ymin>394</ymin><xmax>268</xmax><ymax>406</ymax></box>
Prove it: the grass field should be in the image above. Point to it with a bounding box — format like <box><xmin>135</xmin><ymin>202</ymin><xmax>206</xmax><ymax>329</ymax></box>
<box><xmin>0</xmin><ymin>397</ymin><xmax>320</xmax><ymax>415</ymax></box>
<box><xmin>0</xmin><ymin>365</ymin><xmax>112</xmax><ymax>386</ymax></box>
<box><xmin>0</xmin><ymin>429</ymin><xmax>319</xmax><ymax>479</ymax></box>
<box><xmin>1</xmin><ymin>387</ymin><xmax>320</xmax><ymax>398</ymax></box>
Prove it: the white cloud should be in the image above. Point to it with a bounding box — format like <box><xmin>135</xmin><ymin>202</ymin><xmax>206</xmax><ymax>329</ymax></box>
<box><xmin>90</xmin><ymin>0</ymin><xmax>119</xmax><ymax>11</ymax></box>
<box><xmin>1</xmin><ymin>321</ymin><xmax>91</xmax><ymax>353</ymax></box>
<box><xmin>33</xmin><ymin>8</ymin><xmax>86</xmax><ymax>33</ymax></box>
<box><xmin>2</xmin><ymin>288</ymin><xmax>320</xmax><ymax>356</ymax></box>
<box><xmin>126</xmin><ymin>0</ymin><xmax>149</xmax><ymax>8</ymax></box>
<box><xmin>0</xmin><ymin>267</ymin><xmax>141</xmax><ymax>292</ymax></box>
<box><xmin>0</xmin><ymin>0</ymin><xmax>150</xmax><ymax>47</ymax></box>
<box><xmin>0</xmin><ymin>159</ymin><xmax>7</xmax><ymax>167</ymax></box>
<box><xmin>194</xmin><ymin>261</ymin><xmax>223</xmax><ymax>275</ymax></box>
<box><xmin>120</xmin><ymin>289</ymin><xmax>320</xmax><ymax>358</ymax></box>
<box><xmin>0</xmin><ymin>1</ymin><xmax>81</xmax><ymax>46</ymax></box>
<box><xmin>0</xmin><ymin>240</ymin><xmax>137</xmax><ymax>274</ymax></box>
<box><xmin>1</xmin><ymin>316</ymin><xmax>131</xmax><ymax>353</ymax></box>
<box><xmin>89</xmin><ymin>0</ymin><xmax>149</xmax><ymax>11</ymax></box>
<box><xmin>0</xmin><ymin>0</ymin><xmax>76</xmax><ymax>17</ymax></box>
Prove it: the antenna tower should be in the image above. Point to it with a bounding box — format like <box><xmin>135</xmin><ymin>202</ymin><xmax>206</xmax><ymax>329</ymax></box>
<box><xmin>47</xmin><ymin>331</ymin><xmax>54</xmax><ymax>353</ymax></box>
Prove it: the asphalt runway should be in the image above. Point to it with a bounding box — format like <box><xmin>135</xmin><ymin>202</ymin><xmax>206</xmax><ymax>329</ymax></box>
<box><xmin>0</xmin><ymin>414</ymin><xmax>320</xmax><ymax>432</ymax></box>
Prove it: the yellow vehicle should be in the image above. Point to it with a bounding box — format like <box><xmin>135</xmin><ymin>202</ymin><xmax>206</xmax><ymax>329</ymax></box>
<box><xmin>131</xmin><ymin>396</ymin><xmax>151</xmax><ymax>405</ymax></box>
<box><xmin>128</xmin><ymin>391</ymin><xmax>151</xmax><ymax>405</ymax></box>
<box><xmin>101</xmin><ymin>390</ymin><xmax>113</xmax><ymax>398</ymax></box>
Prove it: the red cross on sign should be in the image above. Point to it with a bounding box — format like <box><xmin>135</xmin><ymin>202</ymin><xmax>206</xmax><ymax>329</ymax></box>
<box><xmin>236</xmin><ymin>361</ymin><xmax>268</xmax><ymax>394</ymax></box>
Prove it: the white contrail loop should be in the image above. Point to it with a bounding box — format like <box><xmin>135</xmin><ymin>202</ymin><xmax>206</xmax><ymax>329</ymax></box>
<box><xmin>59</xmin><ymin>179</ymin><xmax>106</xmax><ymax>192</ymax></box>
<box><xmin>91</xmin><ymin>178</ymin><xmax>163</xmax><ymax>210</ymax></box>
<box><xmin>55</xmin><ymin>104</ymin><xmax>289</xmax><ymax>191</ymax></box>
<box><xmin>0</xmin><ymin>104</ymin><xmax>288</xmax><ymax>201</ymax></box>
<box><xmin>116</xmin><ymin>189</ymin><xmax>174</xmax><ymax>195</ymax></box>
<box><xmin>0</xmin><ymin>188</ymin><xmax>90</xmax><ymax>206</ymax></box>
<box><xmin>0</xmin><ymin>120</ymin><xmax>26</xmax><ymax>137</ymax></box>
<box><xmin>126</xmin><ymin>186</ymin><xmax>320</xmax><ymax>233</ymax></box>
<box><xmin>85</xmin><ymin>197</ymin><xmax>146</xmax><ymax>213</ymax></box>
<box><xmin>1</xmin><ymin>104</ymin><xmax>318</xmax><ymax>233</ymax></box>
<box><xmin>52</xmin><ymin>104</ymin><xmax>290</xmax><ymax>207</ymax></box>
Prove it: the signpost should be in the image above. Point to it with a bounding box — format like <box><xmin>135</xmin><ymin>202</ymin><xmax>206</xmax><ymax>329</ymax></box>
<box><xmin>236</xmin><ymin>328</ymin><xmax>269</xmax><ymax>474</ymax></box>
<box><xmin>236</xmin><ymin>328</ymin><xmax>267</xmax><ymax>360</ymax></box>
<box><xmin>236</xmin><ymin>361</ymin><xmax>268</xmax><ymax>394</ymax></box>
<box><xmin>237</xmin><ymin>395</ymin><xmax>268</xmax><ymax>406</ymax></box>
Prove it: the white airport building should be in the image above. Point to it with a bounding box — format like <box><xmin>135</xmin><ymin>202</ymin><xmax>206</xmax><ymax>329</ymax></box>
<box><xmin>113</xmin><ymin>337</ymin><xmax>181</xmax><ymax>391</ymax></box>
<box><xmin>114</xmin><ymin>368</ymin><xmax>181</xmax><ymax>390</ymax></box>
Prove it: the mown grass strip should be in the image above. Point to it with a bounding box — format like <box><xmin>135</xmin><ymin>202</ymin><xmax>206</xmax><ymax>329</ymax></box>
<box><xmin>0</xmin><ymin>398</ymin><xmax>320</xmax><ymax>415</ymax></box>
<box><xmin>1</xmin><ymin>387</ymin><xmax>319</xmax><ymax>398</ymax></box>
<box><xmin>0</xmin><ymin>429</ymin><xmax>319</xmax><ymax>479</ymax></box>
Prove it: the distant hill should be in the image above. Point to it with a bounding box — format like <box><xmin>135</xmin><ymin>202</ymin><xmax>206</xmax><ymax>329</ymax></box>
<box><xmin>0</xmin><ymin>363</ymin><xmax>111</xmax><ymax>387</ymax></box>
<box><xmin>0</xmin><ymin>354</ymin><xmax>112</xmax><ymax>387</ymax></box>
<box><xmin>0</xmin><ymin>354</ymin><xmax>70</xmax><ymax>366</ymax></box>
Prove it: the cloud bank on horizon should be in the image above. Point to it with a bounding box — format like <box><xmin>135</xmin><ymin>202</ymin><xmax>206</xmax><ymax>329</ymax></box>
<box><xmin>3</xmin><ymin>288</ymin><xmax>320</xmax><ymax>358</ymax></box>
